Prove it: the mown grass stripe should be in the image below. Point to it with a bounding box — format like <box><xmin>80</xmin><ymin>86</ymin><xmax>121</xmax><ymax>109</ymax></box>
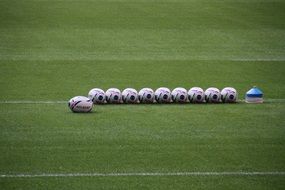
<box><xmin>1</xmin><ymin>172</ymin><xmax>285</xmax><ymax>178</ymax></box>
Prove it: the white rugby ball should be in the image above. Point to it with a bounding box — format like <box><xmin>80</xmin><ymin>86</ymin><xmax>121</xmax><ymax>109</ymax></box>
<box><xmin>68</xmin><ymin>96</ymin><xmax>93</xmax><ymax>113</ymax></box>
<box><xmin>122</xmin><ymin>88</ymin><xmax>138</xmax><ymax>103</ymax></box>
<box><xmin>188</xmin><ymin>87</ymin><xmax>205</xmax><ymax>103</ymax></box>
<box><xmin>205</xmin><ymin>87</ymin><xmax>221</xmax><ymax>103</ymax></box>
<box><xmin>155</xmin><ymin>87</ymin><xmax>171</xmax><ymax>103</ymax></box>
<box><xmin>138</xmin><ymin>88</ymin><xmax>154</xmax><ymax>103</ymax></box>
<box><xmin>88</xmin><ymin>88</ymin><xmax>105</xmax><ymax>104</ymax></box>
<box><xmin>221</xmin><ymin>87</ymin><xmax>238</xmax><ymax>103</ymax></box>
<box><xmin>171</xmin><ymin>87</ymin><xmax>188</xmax><ymax>103</ymax></box>
<box><xmin>105</xmin><ymin>88</ymin><xmax>122</xmax><ymax>104</ymax></box>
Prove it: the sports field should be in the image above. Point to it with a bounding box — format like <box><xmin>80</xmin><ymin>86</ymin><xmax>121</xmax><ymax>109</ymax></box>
<box><xmin>1</xmin><ymin>0</ymin><xmax>285</xmax><ymax>189</ymax></box>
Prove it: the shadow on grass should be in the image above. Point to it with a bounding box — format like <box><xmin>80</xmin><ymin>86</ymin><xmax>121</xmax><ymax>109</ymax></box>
<box><xmin>92</xmin><ymin>102</ymin><xmax>242</xmax><ymax>107</ymax></box>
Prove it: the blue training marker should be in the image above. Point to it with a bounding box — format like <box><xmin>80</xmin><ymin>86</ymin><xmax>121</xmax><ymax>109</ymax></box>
<box><xmin>245</xmin><ymin>86</ymin><xmax>263</xmax><ymax>103</ymax></box>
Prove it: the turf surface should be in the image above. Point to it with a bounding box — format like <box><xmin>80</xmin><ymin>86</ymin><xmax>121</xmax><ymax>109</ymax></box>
<box><xmin>1</xmin><ymin>0</ymin><xmax>285</xmax><ymax>189</ymax></box>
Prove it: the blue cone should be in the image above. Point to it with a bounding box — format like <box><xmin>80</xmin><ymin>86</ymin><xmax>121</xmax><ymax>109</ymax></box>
<box><xmin>245</xmin><ymin>86</ymin><xmax>263</xmax><ymax>103</ymax></box>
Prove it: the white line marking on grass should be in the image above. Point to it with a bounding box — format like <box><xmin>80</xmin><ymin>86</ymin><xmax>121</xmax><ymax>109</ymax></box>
<box><xmin>230</xmin><ymin>58</ymin><xmax>285</xmax><ymax>62</ymax></box>
<box><xmin>1</xmin><ymin>172</ymin><xmax>285</xmax><ymax>178</ymax></box>
<box><xmin>0</xmin><ymin>100</ymin><xmax>66</xmax><ymax>104</ymax></box>
<box><xmin>2</xmin><ymin>57</ymin><xmax>285</xmax><ymax>62</ymax></box>
<box><xmin>239</xmin><ymin>99</ymin><xmax>285</xmax><ymax>103</ymax></box>
<box><xmin>264</xmin><ymin>99</ymin><xmax>285</xmax><ymax>103</ymax></box>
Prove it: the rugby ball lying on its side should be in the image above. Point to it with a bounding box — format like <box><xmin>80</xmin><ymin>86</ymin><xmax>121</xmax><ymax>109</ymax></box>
<box><xmin>68</xmin><ymin>96</ymin><xmax>93</xmax><ymax>113</ymax></box>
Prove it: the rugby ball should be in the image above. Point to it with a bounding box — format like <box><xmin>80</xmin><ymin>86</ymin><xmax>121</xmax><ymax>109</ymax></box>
<box><xmin>188</xmin><ymin>87</ymin><xmax>205</xmax><ymax>103</ymax></box>
<box><xmin>122</xmin><ymin>88</ymin><xmax>138</xmax><ymax>103</ymax></box>
<box><xmin>105</xmin><ymin>88</ymin><xmax>122</xmax><ymax>103</ymax></box>
<box><xmin>68</xmin><ymin>96</ymin><xmax>93</xmax><ymax>113</ymax></box>
<box><xmin>205</xmin><ymin>87</ymin><xmax>221</xmax><ymax>103</ymax></box>
<box><xmin>88</xmin><ymin>88</ymin><xmax>105</xmax><ymax>104</ymax></box>
<box><xmin>171</xmin><ymin>87</ymin><xmax>188</xmax><ymax>103</ymax></box>
<box><xmin>155</xmin><ymin>87</ymin><xmax>171</xmax><ymax>103</ymax></box>
<box><xmin>138</xmin><ymin>88</ymin><xmax>155</xmax><ymax>103</ymax></box>
<box><xmin>221</xmin><ymin>87</ymin><xmax>238</xmax><ymax>103</ymax></box>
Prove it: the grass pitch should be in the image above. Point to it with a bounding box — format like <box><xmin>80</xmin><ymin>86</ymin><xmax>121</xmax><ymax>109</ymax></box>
<box><xmin>1</xmin><ymin>0</ymin><xmax>285</xmax><ymax>189</ymax></box>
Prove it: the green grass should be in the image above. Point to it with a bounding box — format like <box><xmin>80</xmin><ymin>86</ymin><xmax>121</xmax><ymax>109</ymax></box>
<box><xmin>1</xmin><ymin>103</ymin><xmax>285</xmax><ymax>172</ymax></box>
<box><xmin>1</xmin><ymin>0</ymin><xmax>285</xmax><ymax>61</ymax></box>
<box><xmin>1</xmin><ymin>0</ymin><xmax>285</xmax><ymax>189</ymax></box>
<box><xmin>1</xmin><ymin>60</ymin><xmax>285</xmax><ymax>100</ymax></box>
<box><xmin>1</xmin><ymin>176</ymin><xmax>285</xmax><ymax>190</ymax></box>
